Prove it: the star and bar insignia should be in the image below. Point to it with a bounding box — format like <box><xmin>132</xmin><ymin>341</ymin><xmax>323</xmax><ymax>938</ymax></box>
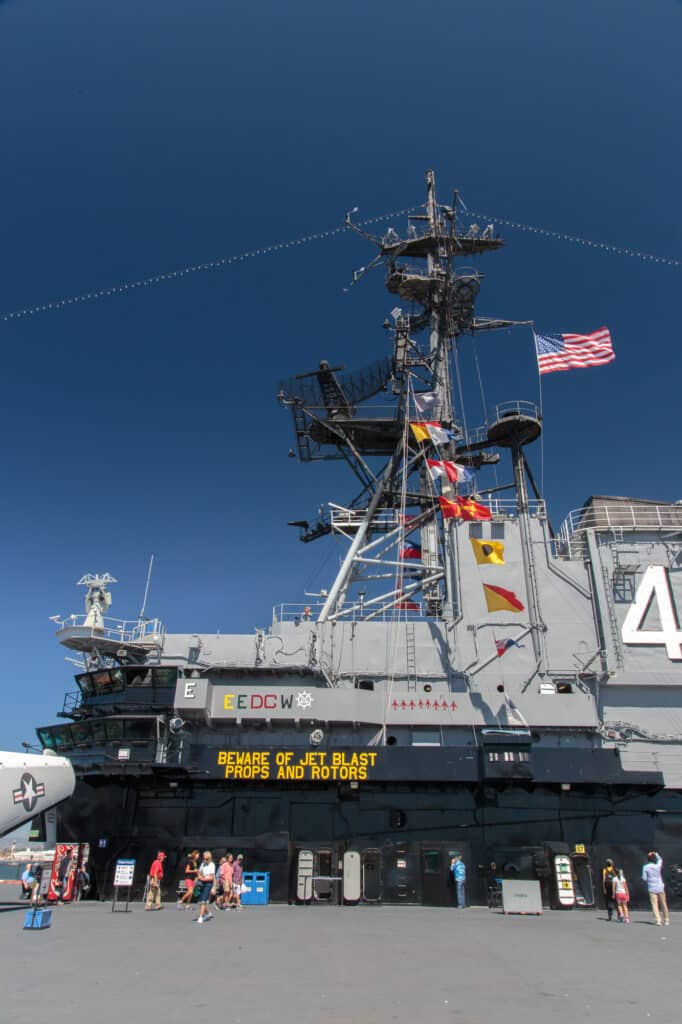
<box><xmin>12</xmin><ymin>773</ymin><xmax>45</xmax><ymax>813</ymax></box>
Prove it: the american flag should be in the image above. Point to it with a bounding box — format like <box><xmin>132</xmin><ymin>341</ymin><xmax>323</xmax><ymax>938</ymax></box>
<box><xmin>534</xmin><ymin>328</ymin><xmax>615</xmax><ymax>375</ymax></box>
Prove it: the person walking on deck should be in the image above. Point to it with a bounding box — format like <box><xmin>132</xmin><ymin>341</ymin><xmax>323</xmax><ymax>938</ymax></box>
<box><xmin>232</xmin><ymin>854</ymin><xmax>245</xmax><ymax>910</ymax></box>
<box><xmin>145</xmin><ymin>851</ymin><xmax>166</xmax><ymax>911</ymax></box>
<box><xmin>178</xmin><ymin>850</ymin><xmax>199</xmax><ymax>910</ymax></box>
<box><xmin>602</xmin><ymin>858</ymin><xmax>617</xmax><ymax>921</ymax></box>
<box><xmin>195</xmin><ymin>850</ymin><xmax>216</xmax><ymax>924</ymax></box>
<box><xmin>613</xmin><ymin>869</ymin><xmax>630</xmax><ymax>923</ymax></box>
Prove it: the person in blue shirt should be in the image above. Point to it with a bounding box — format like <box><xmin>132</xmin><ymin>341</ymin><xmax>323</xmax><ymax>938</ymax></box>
<box><xmin>450</xmin><ymin>856</ymin><xmax>467</xmax><ymax>908</ymax></box>
<box><xmin>642</xmin><ymin>851</ymin><xmax>669</xmax><ymax>926</ymax></box>
<box><xmin>20</xmin><ymin>863</ymin><xmax>35</xmax><ymax>899</ymax></box>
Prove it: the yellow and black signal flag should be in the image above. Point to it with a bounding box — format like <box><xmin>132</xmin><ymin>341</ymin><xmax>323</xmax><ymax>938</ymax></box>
<box><xmin>470</xmin><ymin>538</ymin><xmax>505</xmax><ymax>566</ymax></box>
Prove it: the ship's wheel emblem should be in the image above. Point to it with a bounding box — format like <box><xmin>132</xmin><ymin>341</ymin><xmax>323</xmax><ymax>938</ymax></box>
<box><xmin>12</xmin><ymin>773</ymin><xmax>45</xmax><ymax>813</ymax></box>
<box><xmin>296</xmin><ymin>690</ymin><xmax>315</xmax><ymax>710</ymax></box>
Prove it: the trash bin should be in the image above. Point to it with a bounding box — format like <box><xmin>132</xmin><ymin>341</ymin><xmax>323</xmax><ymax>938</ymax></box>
<box><xmin>241</xmin><ymin>872</ymin><xmax>270</xmax><ymax>906</ymax></box>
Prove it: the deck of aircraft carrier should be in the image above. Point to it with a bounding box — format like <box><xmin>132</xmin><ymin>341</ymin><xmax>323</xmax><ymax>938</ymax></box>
<box><xmin>1</xmin><ymin>901</ymin><xmax>676</xmax><ymax>1023</ymax></box>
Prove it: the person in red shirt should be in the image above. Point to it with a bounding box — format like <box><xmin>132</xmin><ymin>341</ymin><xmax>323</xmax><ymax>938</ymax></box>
<box><xmin>217</xmin><ymin>854</ymin><xmax>234</xmax><ymax>909</ymax></box>
<box><xmin>145</xmin><ymin>851</ymin><xmax>166</xmax><ymax>911</ymax></box>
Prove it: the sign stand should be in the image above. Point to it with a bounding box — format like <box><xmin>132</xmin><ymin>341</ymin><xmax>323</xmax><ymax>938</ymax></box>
<box><xmin>112</xmin><ymin>858</ymin><xmax>135</xmax><ymax>913</ymax></box>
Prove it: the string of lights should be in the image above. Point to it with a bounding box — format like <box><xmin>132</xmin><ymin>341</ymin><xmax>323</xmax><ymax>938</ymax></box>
<box><xmin>467</xmin><ymin>209</ymin><xmax>681</xmax><ymax>268</ymax></box>
<box><xmin>1</xmin><ymin>203</ymin><xmax>679</xmax><ymax>323</ymax></box>
<box><xmin>0</xmin><ymin>206</ymin><xmax>418</xmax><ymax>323</ymax></box>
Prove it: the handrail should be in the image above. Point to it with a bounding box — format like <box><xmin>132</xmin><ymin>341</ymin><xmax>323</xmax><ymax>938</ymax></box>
<box><xmin>494</xmin><ymin>400</ymin><xmax>541</xmax><ymax>421</ymax></box>
<box><xmin>272</xmin><ymin>602</ymin><xmax>425</xmax><ymax>623</ymax></box>
<box><xmin>55</xmin><ymin>615</ymin><xmax>165</xmax><ymax>645</ymax></box>
<box><xmin>330</xmin><ymin>499</ymin><xmax>545</xmax><ymax>532</ymax></box>
<box><xmin>558</xmin><ymin>503</ymin><xmax>682</xmax><ymax>543</ymax></box>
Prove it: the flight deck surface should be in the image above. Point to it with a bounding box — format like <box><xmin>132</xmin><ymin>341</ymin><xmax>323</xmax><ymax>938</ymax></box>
<box><xmin>1</xmin><ymin>903</ymin><xmax>677</xmax><ymax>1024</ymax></box>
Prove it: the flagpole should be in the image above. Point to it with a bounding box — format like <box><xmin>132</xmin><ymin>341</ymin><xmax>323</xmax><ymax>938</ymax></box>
<box><xmin>531</xmin><ymin>323</ymin><xmax>545</xmax><ymax>498</ymax></box>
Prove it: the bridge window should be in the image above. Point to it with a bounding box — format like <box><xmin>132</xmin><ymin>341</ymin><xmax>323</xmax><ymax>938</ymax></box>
<box><xmin>90</xmin><ymin>721</ymin><xmax>107</xmax><ymax>744</ymax></box>
<box><xmin>152</xmin><ymin>667</ymin><xmax>178</xmax><ymax>688</ymax></box>
<box><xmin>51</xmin><ymin>725</ymin><xmax>73</xmax><ymax>751</ymax></box>
<box><xmin>92</xmin><ymin>670</ymin><xmax>122</xmax><ymax>695</ymax></box>
<box><xmin>104</xmin><ymin>720</ymin><xmax>123</xmax><ymax>741</ymax></box>
<box><xmin>37</xmin><ymin>728</ymin><xmax>55</xmax><ymax>749</ymax></box>
<box><xmin>124</xmin><ymin>719</ymin><xmax>156</xmax><ymax>741</ymax></box>
<box><xmin>75</xmin><ymin>673</ymin><xmax>94</xmax><ymax>696</ymax></box>
<box><xmin>71</xmin><ymin>723</ymin><xmax>93</xmax><ymax>746</ymax></box>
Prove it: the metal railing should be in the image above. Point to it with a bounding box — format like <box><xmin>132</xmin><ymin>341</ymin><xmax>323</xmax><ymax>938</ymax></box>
<box><xmin>273</xmin><ymin>602</ymin><xmax>426</xmax><ymax>623</ymax></box>
<box><xmin>278</xmin><ymin>356</ymin><xmax>393</xmax><ymax>408</ymax></box>
<box><xmin>297</xmin><ymin>403</ymin><xmax>401</xmax><ymax>421</ymax></box>
<box><xmin>485</xmin><ymin>498</ymin><xmax>546</xmax><ymax>519</ymax></box>
<box><xmin>557</xmin><ymin>502</ymin><xmax>682</xmax><ymax>559</ymax></box>
<box><xmin>54</xmin><ymin>615</ymin><xmax>165</xmax><ymax>645</ymax></box>
<box><xmin>330</xmin><ymin>507</ymin><xmax>401</xmax><ymax>532</ymax></box>
<box><xmin>330</xmin><ymin>499</ymin><xmax>545</xmax><ymax>533</ymax></box>
<box><xmin>494</xmin><ymin>400</ymin><xmax>542</xmax><ymax>422</ymax></box>
<box><xmin>62</xmin><ymin>691</ymin><xmax>83</xmax><ymax>715</ymax></box>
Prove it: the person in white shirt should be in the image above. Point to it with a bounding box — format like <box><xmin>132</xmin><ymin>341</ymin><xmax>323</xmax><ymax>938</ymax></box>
<box><xmin>195</xmin><ymin>850</ymin><xmax>216</xmax><ymax>924</ymax></box>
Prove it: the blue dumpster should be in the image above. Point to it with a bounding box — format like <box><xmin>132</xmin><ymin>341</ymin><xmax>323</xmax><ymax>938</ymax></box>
<box><xmin>241</xmin><ymin>872</ymin><xmax>270</xmax><ymax>906</ymax></box>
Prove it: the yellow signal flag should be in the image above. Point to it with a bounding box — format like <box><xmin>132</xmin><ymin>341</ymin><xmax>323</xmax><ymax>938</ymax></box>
<box><xmin>410</xmin><ymin>422</ymin><xmax>431</xmax><ymax>443</ymax></box>
<box><xmin>483</xmin><ymin>584</ymin><xmax>525</xmax><ymax>613</ymax></box>
<box><xmin>470</xmin><ymin>538</ymin><xmax>505</xmax><ymax>566</ymax></box>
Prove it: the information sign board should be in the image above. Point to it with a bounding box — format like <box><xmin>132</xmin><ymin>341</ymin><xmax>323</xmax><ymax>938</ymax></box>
<box><xmin>112</xmin><ymin>858</ymin><xmax>135</xmax><ymax>913</ymax></box>
<box><xmin>114</xmin><ymin>859</ymin><xmax>135</xmax><ymax>887</ymax></box>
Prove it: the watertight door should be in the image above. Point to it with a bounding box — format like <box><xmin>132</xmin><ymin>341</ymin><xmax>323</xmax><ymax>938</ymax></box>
<box><xmin>361</xmin><ymin>849</ymin><xmax>382</xmax><ymax>902</ymax></box>
<box><xmin>343</xmin><ymin>851</ymin><xmax>361</xmax><ymax>903</ymax></box>
<box><xmin>421</xmin><ymin>844</ymin><xmax>448</xmax><ymax>905</ymax></box>
<box><xmin>314</xmin><ymin>849</ymin><xmax>335</xmax><ymax>901</ymax></box>
<box><xmin>571</xmin><ymin>854</ymin><xmax>595</xmax><ymax>907</ymax></box>
<box><xmin>296</xmin><ymin>849</ymin><xmax>314</xmax><ymax>902</ymax></box>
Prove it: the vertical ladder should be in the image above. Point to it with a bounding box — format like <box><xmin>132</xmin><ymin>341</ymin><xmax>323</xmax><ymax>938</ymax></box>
<box><xmin>601</xmin><ymin>566</ymin><xmax>625</xmax><ymax>669</ymax></box>
<box><xmin>405</xmin><ymin>622</ymin><xmax>417</xmax><ymax>692</ymax></box>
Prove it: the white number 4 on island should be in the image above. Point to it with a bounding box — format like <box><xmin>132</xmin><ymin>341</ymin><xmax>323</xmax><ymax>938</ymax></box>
<box><xmin>621</xmin><ymin>566</ymin><xmax>682</xmax><ymax>661</ymax></box>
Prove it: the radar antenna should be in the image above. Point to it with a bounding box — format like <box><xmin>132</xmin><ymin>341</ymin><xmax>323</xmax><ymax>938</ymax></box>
<box><xmin>77</xmin><ymin>573</ymin><xmax>117</xmax><ymax>629</ymax></box>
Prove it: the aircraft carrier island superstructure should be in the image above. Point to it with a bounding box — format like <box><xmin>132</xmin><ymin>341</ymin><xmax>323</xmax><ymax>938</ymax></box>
<box><xmin>36</xmin><ymin>174</ymin><xmax>682</xmax><ymax>907</ymax></box>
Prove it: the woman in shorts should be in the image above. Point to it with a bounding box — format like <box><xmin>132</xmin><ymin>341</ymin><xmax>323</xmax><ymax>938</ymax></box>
<box><xmin>195</xmin><ymin>850</ymin><xmax>216</xmax><ymax>924</ymax></box>
<box><xmin>613</xmin><ymin>868</ymin><xmax>630</xmax><ymax>923</ymax></box>
<box><xmin>178</xmin><ymin>850</ymin><xmax>199</xmax><ymax>910</ymax></box>
<box><xmin>232</xmin><ymin>853</ymin><xmax>244</xmax><ymax>910</ymax></box>
<box><xmin>218</xmin><ymin>854</ymin><xmax>233</xmax><ymax>909</ymax></box>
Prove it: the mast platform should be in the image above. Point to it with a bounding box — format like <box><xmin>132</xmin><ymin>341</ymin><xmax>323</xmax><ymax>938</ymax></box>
<box><xmin>308</xmin><ymin>413</ymin><xmax>401</xmax><ymax>455</ymax></box>
<box><xmin>55</xmin><ymin>616</ymin><xmax>165</xmax><ymax>656</ymax></box>
<box><xmin>381</xmin><ymin>234</ymin><xmax>504</xmax><ymax>259</ymax></box>
<box><xmin>487</xmin><ymin>401</ymin><xmax>542</xmax><ymax>448</ymax></box>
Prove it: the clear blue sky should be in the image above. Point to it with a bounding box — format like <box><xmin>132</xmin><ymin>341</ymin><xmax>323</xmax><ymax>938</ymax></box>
<box><xmin>0</xmin><ymin>0</ymin><xmax>680</xmax><ymax>750</ymax></box>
